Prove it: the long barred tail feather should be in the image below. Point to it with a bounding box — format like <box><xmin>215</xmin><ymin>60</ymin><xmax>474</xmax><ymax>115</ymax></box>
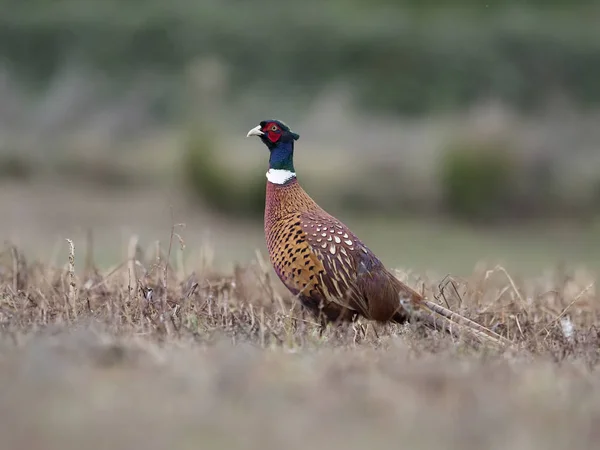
<box><xmin>396</xmin><ymin>296</ymin><xmax>513</xmax><ymax>348</ymax></box>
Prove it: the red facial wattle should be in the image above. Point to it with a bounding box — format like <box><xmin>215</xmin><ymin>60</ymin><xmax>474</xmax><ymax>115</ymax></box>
<box><xmin>264</xmin><ymin>123</ymin><xmax>282</xmax><ymax>143</ymax></box>
<box><xmin>267</xmin><ymin>131</ymin><xmax>281</xmax><ymax>142</ymax></box>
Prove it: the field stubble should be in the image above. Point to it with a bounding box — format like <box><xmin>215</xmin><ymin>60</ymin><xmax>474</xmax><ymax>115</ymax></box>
<box><xmin>0</xmin><ymin>236</ymin><xmax>600</xmax><ymax>450</ymax></box>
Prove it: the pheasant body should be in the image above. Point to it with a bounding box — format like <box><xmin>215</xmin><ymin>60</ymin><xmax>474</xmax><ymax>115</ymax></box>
<box><xmin>265</xmin><ymin>177</ymin><xmax>418</xmax><ymax>324</ymax></box>
<box><xmin>247</xmin><ymin>120</ymin><xmax>511</xmax><ymax>346</ymax></box>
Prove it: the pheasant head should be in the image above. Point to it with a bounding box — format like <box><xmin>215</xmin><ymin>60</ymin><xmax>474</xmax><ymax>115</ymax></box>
<box><xmin>247</xmin><ymin>120</ymin><xmax>300</xmax><ymax>184</ymax></box>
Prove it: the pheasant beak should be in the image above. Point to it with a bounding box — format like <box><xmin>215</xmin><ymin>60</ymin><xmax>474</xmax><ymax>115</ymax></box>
<box><xmin>246</xmin><ymin>125</ymin><xmax>264</xmax><ymax>137</ymax></box>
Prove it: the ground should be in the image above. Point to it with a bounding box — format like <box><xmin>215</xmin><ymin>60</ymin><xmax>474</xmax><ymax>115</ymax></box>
<box><xmin>0</xmin><ymin>228</ymin><xmax>598</xmax><ymax>450</ymax></box>
<box><xmin>2</xmin><ymin>330</ymin><xmax>600</xmax><ymax>450</ymax></box>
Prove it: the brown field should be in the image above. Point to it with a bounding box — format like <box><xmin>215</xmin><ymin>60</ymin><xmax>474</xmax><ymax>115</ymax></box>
<box><xmin>1</xmin><ymin>234</ymin><xmax>599</xmax><ymax>450</ymax></box>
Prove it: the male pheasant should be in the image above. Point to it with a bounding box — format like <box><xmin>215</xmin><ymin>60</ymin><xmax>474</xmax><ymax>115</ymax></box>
<box><xmin>247</xmin><ymin>119</ymin><xmax>510</xmax><ymax>346</ymax></box>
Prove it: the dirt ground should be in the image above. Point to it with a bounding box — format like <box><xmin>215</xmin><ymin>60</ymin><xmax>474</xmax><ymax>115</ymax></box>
<box><xmin>2</xmin><ymin>329</ymin><xmax>600</xmax><ymax>450</ymax></box>
<box><xmin>0</xmin><ymin>242</ymin><xmax>599</xmax><ymax>450</ymax></box>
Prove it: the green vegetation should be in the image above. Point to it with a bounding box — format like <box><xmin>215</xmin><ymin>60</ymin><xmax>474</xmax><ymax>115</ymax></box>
<box><xmin>1</xmin><ymin>1</ymin><xmax>599</xmax><ymax>116</ymax></box>
<box><xmin>437</xmin><ymin>135</ymin><xmax>600</xmax><ymax>223</ymax></box>
<box><xmin>182</xmin><ymin>130</ymin><xmax>265</xmax><ymax>218</ymax></box>
<box><xmin>178</xmin><ymin>128</ymin><xmax>600</xmax><ymax>224</ymax></box>
<box><xmin>439</xmin><ymin>137</ymin><xmax>519</xmax><ymax>222</ymax></box>
<box><xmin>0</xmin><ymin>153</ymin><xmax>33</xmax><ymax>181</ymax></box>
<box><xmin>2</xmin><ymin>0</ymin><xmax>599</xmax><ymax>225</ymax></box>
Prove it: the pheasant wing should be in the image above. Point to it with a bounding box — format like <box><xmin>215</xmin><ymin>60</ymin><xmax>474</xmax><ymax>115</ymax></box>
<box><xmin>300</xmin><ymin>211</ymin><xmax>384</xmax><ymax>317</ymax></box>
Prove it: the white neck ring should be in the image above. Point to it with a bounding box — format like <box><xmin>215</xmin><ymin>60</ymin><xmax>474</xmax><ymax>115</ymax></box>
<box><xmin>266</xmin><ymin>169</ymin><xmax>296</xmax><ymax>185</ymax></box>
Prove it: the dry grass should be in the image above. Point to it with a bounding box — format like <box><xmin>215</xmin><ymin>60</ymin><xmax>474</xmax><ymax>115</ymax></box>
<box><xmin>1</xmin><ymin>237</ymin><xmax>600</xmax><ymax>450</ymax></box>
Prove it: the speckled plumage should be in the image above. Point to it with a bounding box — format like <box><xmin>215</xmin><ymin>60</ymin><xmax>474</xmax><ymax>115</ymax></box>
<box><xmin>264</xmin><ymin>178</ymin><xmax>418</xmax><ymax>324</ymax></box>
<box><xmin>248</xmin><ymin>119</ymin><xmax>512</xmax><ymax>347</ymax></box>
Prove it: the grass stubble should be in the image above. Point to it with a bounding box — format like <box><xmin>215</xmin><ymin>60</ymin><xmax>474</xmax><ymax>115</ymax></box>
<box><xmin>0</xmin><ymin>225</ymin><xmax>599</xmax><ymax>450</ymax></box>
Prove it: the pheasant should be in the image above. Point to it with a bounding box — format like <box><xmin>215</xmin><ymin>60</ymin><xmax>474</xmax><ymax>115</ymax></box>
<box><xmin>246</xmin><ymin>119</ymin><xmax>511</xmax><ymax>346</ymax></box>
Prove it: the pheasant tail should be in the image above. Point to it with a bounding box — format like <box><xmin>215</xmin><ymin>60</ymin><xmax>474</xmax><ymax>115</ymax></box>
<box><xmin>405</xmin><ymin>299</ymin><xmax>511</xmax><ymax>347</ymax></box>
<box><xmin>361</xmin><ymin>263</ymin><xmax>511</xmax><ymax>347</ymax></box>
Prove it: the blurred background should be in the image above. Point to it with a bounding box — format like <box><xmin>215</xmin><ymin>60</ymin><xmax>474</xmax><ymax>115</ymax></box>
<box><xmin>2</xmin><ymin>0</ymin><xmax>600</xmax><ymax>275</ymax></box>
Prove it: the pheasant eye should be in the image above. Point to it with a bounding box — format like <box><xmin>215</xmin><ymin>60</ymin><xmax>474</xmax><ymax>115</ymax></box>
<box><xmin>270</xmin><ymin>125</ymin><xmax>278</xmax><ymax>132</ymax></box>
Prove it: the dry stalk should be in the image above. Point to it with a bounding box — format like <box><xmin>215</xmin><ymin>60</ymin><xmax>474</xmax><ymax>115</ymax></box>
<box><xmin>485</xmin><ymin>265</ymin><xmax>526</xmax><ymax>309</ymax></box>
<box><xmin>173</xmin><ymin>229</ymin><xmax>187</xmax><ymax>280</ymax></box>
<box><xmin>127</xmin><ymin>234</ymin><xmax>139</xmax><ymax>295</ymax></box>
<box><xmin>65</xmin><ymin>238</ymin><xmax>77</xmax><ymax>320</ymax></box>
<box><xmin>10</xmin><ymin>246</ymin><xmax>18</xmax><ymax>293</ymax></box>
